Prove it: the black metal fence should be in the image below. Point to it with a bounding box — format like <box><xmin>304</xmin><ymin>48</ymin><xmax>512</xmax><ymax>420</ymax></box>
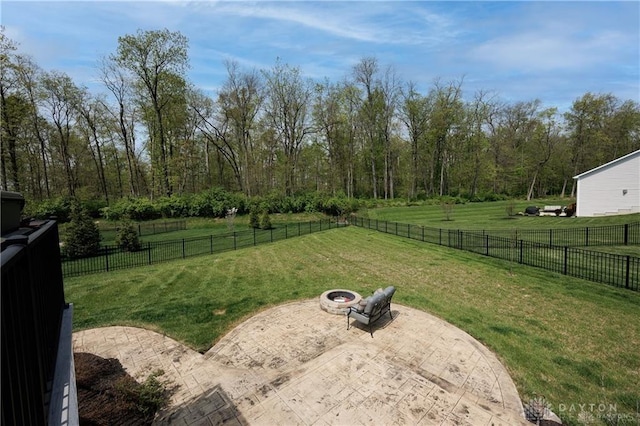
<box><xmin>98</xmin><ymin>219</ymin><xmax>187</xmax><ymax>238</ymax></box>
<box><xmin>63</xmin><ymin>219</ymin><xmax>346</xmax><ymax>277</ymax></box>
<box><xmin>461</xmin><ymin>222</ymin><xmax>640</xmax><ymax>247</ymax></box>
<box><xmin>1</xmin><ymin>220</ymin><xmax>67</xmax><ymax>424</ymax></box>
<box><xmin>351</xmin><ymin>217</ymin><xmax>640</xmax><ymax>291</ymax></box>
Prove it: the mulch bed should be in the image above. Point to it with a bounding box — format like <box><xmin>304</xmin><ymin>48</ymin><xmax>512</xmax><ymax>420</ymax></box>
<box><xmin>74</xmin><ymin>352</ymin><xmax>153</xmax><ymax>426</ymax></box>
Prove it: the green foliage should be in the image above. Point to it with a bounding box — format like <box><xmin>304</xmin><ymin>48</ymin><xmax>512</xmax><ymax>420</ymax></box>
<box><xmin>102</xmin><ymin>198</ymin><xmax>161</xmax><ymax>221</ymax></box>
<box><xmin>115</xmin><ymin>369</ymin><xmax>170</xmax><ymax>419</ymax></box>
<box><xmin>321</xmin><ymin>194</ymin><xmax>360</xmax><ymax>217</ymax></box>
<box><xmin>29</xmin><ymin>196</ymin><xmax>73</xmax><ymax>222</ymax></box>
<box><xmin>103</xmin><ymin>189</ymin><xmax>248</xmax><ymax>221</ymax></box>
<box><xmin>156</xmin><ymin>195</ymin><xmax>192</xmax><ymax>218</ymax></box>
<box><xmin>80</xmin><ymin>198</ymin><xmax>109</xmax><ymax>218</ymax></box>
<box><xmin>259</xmin><ymin>211</ymin><xmax>272</xmax><ymax>230</ymax></box>
<box><xmin>115</xmin><ymin>221</ymin><xmax>142</xmax><ymax>251</ymax></box>
<box><xmin>64</xmin><ymin>203</ymin><xmax>101</xmax><ymax>258</ymax></box>
<box><xmin>38</xmin><ymin>191</ymin><xmax>360</xmax><ymax>223</ymax></box>
<box><xmin>248</xmin><ymin>209</ymin><xmax>260</xmax><ymax>229</ymax></box>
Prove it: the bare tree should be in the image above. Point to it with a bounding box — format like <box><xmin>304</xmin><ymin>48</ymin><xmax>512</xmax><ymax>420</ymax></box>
<box><xmin>263</xmin><ymin>60</ymin><xmax>314</xmax><ymax>196</ymax></box>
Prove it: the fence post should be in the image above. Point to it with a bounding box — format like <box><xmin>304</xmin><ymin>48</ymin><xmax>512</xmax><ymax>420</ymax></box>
<box><xmin>298</xmin><ymin>222</ymin><xmax>301</xmax><ymax>236</ymax></box>
<box><xmin>270</xmin><ymin>228</ymin><xmax>273</xmax><ymax>243</ymax></box>
<box><xmin>105</xmin><ymin>247</ymin><xmax>109</xmax><ymax>272</ymax></box>
<box><xmin>439</xmin><ymin>228</ymin><xmax>442</xmax><ymax>245</ymax></box>
<box><xmin>138</xmin><ymin>223</ymin><xmax>141</xmax><ymax>236</ymax></box>
<box><xmin>625</xmin><ymin>256</ymin><xmax>630</xmax><ymax>289</ymax></box>
<box><xmin>148</xmin><ymin>242</ymin><xmax>151</xmax><ymax>265</ymax></box>
<box><xmin>549</xmin><ymin>229</ymin><xmax>553</xmax><ymax>246</ymax></box>
<box><xmin>563</xmin><ymin>246</ymin><xmax>568</xmax><ymax>275</ymax></box>
<box><xmin>485</xmin><ymin>235</ymin><xmax>489</xmax><ymax>256</ymax></box>
<box><xmin>624</xmin><ymin>224</ymin><xmax>628</xmax><ymax>245</ymax></box>
<box><xmin>584</xmin><ymin>226</ymin><xmax>589</xmax><ymax>247</ymax></box>
<box><xmin>234</xmin><ymin>232</ymin><xmax>237</xmax><ymax>250</ymax></box>
<box><xmin>395</xmin><ymin>222</ymin><xmax>398</xmax><ymax>235</ymax></box>
<box><xmin>422</xmin><ymin>226</ymin><xmax>424</xmax><ymax>242</ymax></box>
<box><xmin>210</xmin><ymin>235</ymin><xmax>213</xmax><ymax>253</ymax></box>
<box><xmin>253</xmin><ymin>228</ymin><xmax>256</xmax><ymax>246</ymax></box>
<box><xmin>182</xmin><ymin>239</ymin><xmax>185</xmax><ymax>258</ymax></box>
<box><xmin>519</xmin><ymin>240</ymin><xmax>523</xmax><ymax>264</ymax></box>
<box><xmin>285</xmin><ymin>224</ymin><xmax>288</xmax><ymax>239</ymax></box>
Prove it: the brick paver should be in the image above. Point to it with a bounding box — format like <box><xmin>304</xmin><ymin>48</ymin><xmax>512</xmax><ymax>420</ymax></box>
<box><xmin>73</xmin><ymin>299</ymin><xmax>530</xmax><ymax>425</ymax></box>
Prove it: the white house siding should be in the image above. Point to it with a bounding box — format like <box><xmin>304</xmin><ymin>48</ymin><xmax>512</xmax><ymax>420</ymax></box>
<box><xmin>574</xmin><ymin>150</ymin><xmax>640</xmax><ymax>217</ymax></box>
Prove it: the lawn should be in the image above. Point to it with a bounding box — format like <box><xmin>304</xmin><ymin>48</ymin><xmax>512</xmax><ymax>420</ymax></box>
<box><xmin>95</xmin><ymin>212</ymin><xmax>329</xmax><ymax>244</ymax></box>
<box><xmin>64</xmin><ymin>225</ymin><xmax>640</xmax><ymax>425</ymax></box>
<box><xmin>362</xmin><ymin>198</ymin><xmax>640</xmax><ymax>230</ymax></box>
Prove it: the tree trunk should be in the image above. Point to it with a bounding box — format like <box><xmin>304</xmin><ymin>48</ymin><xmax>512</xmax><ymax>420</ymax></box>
<box><xmin>526</xmin><ymin>170</ymin><xmax>538</xmax><ymax>201</ymax></box>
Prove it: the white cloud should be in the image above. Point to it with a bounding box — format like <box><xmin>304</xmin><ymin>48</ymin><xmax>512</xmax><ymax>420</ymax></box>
<box><xmin>469</xmin><ymin>20</ymin><xmax>634</xmax><ymax>75</ymax></box>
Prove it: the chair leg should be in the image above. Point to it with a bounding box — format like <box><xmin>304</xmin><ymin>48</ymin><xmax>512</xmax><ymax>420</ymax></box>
<box><xmin>369</xmin><ymin>323</ymin><xmax>373</xmax><ymax>338</ymax></box>
<box><xmin>347</xmin><ymin>312</ymin><xmax>350</xmax><ymax>330</ymax></box>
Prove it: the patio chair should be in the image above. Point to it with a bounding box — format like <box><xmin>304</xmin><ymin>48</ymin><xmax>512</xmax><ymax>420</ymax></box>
<box><xmin>346</xmin><ymin>286</ymin><xmax>395</xmax><ymax>337</ymax></box>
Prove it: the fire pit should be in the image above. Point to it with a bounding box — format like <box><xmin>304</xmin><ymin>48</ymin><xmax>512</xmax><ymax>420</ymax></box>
<box><xmin>319</xmin><ymin>289</ymin><xmax>362</xmax><ymax>315</ymax></box>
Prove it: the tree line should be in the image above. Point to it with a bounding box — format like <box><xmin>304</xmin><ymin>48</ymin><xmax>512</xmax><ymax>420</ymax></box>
<box><xmin>1</xmin><ymin>28</ymin><xmax>639</xmax><ymax>207</ymax></box>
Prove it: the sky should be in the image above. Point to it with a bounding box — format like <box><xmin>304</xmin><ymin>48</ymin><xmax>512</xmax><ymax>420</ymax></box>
<box><xmin>2</xmin><ymin>1</ymin><xmax>639</xmax><ymax>112</ymax></box>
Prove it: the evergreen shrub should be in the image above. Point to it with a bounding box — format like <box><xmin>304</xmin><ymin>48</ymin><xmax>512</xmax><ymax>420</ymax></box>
<box><xmin>115</xmin><ymin>221</ymin><xmax>142</xmax><ymax>251</ymax></box>
<box><xmin>259</xmin><ymin>211</ymin><xmax>272</xmax><ymax>229</ymax></box>
<box><xmin>64</xmin><ymin>203</ymin><xmax>101</xmax><ymax>258</ymax></box>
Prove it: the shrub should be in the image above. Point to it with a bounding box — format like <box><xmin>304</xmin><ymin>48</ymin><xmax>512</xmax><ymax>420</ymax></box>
<box><xmin>115</xmin><ymin>221</ymin><xmax>142</xmax><ymax>252</ymax></box>
<box><xmin>249</xmin><ymin>209</ymin><xmax>260</xmax><ymax>229</ymax></box>
<box><xmin>30</xmin><ymin>197</ymin><xmax>73</xmax><ymax>222</ymax></box>
<box><xmin>156</xmin><ymin>195</ymin><xmax>191</xmax><ymax>218</ymax></box>
<box><xmin>115</xmin><ymin>369</ymin><xmax>170</xmax><ymax>419</ymax></box>
<box><xmin>102</xmin><ymin>198</ymin><xmax>160</xmax><ymax>221</ymax></box>
<box><xmin>259</xmin><ymin>211</ymin><xmax>272</xmax><ymax>230</ymax></box>
<box><xmin>64</xmin><ymin>203</ymin><xmax>101</xmax><ymax>258</ymax></box>
<box><xmin>81</xmin><ymin>198</ymin><xmax>108</xmax><ymax>218</ymax></box>
<box><xmin>321</xmin><ymin>195</ymin><xmax>360</xmax><ymax>217</ymax></box>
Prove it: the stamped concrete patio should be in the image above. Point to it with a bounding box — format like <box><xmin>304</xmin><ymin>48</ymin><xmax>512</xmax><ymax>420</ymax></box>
<box><xmin>73</xmin><ymin>299</ymin><xmax>530</xmax><ymax>425</ymax></box>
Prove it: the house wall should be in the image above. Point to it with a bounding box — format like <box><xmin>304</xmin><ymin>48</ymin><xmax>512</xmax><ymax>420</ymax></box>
<box><xmin>576</xmin><ymin>152</ymin><xmax>640</xmax><ymax>217</ymax></box>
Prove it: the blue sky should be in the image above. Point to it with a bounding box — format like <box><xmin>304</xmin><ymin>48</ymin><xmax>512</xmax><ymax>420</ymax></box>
<box><xmin>3</xmin><ymin>1</ymin><xmax>639</xmax><ymax>111</ymax></box>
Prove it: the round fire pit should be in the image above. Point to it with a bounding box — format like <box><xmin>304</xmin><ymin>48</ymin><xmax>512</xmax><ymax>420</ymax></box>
<box><xmin>319</xmin><ymin>289</ymin><xmax>362</xmax><ymax>315</ymax></box>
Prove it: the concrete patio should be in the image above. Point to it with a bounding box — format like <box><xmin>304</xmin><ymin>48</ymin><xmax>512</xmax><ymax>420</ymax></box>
<box><xmin>73</xmin><ymin>299</ymin><xmax>531</xmax><ymax>425</ymax></box>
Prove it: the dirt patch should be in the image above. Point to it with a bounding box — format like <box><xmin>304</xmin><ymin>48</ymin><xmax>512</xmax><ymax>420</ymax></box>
<box><xmin>75</xmin><ymin>352</ymin><xmax>164</xmax><ymax>425</ymax></box>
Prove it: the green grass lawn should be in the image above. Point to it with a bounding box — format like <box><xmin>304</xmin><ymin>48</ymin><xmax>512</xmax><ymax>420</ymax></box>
<box><xmin>65</xmin><ymin>226</ymin><xmax>640</xmax><ymax>425</ymax></box>
<box><xmin>96</xmin><ymin>212</ymin><xmax>329</xmax><ymax>245</ymax></box>
<box><xmin>362</xmin><ymin>198</ymin><xmax>640</xmax><ymax>230</ymax></box>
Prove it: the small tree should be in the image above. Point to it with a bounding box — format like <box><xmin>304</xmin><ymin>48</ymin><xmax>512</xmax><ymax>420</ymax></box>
<box><xmin>249</xmin><ymin>209</ymin><xmax>260</xmax><ymax>229</ymax></box>
<box><xmin>441</xmin><ymin>197</ymin><xmax>455</xmax><ymax>221</ymax></box>
<box><xmin>226</xmin><ymin>207</ymin><xmax>237</xmax><ymax>232</ymax></box>
<box><xmin>259</xmin><ymin>211</ymin><xmax>272</xmax><ymax>230</ymax></box>
<box><xmin>64</xmin><ymin>203</ymin><xmax>101</xmax><ymax>258</ymax></box>
<box><xmin>115</xmin><ymin>221</ymin><xmax>141</xmax><ymax>251</ymax></box>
